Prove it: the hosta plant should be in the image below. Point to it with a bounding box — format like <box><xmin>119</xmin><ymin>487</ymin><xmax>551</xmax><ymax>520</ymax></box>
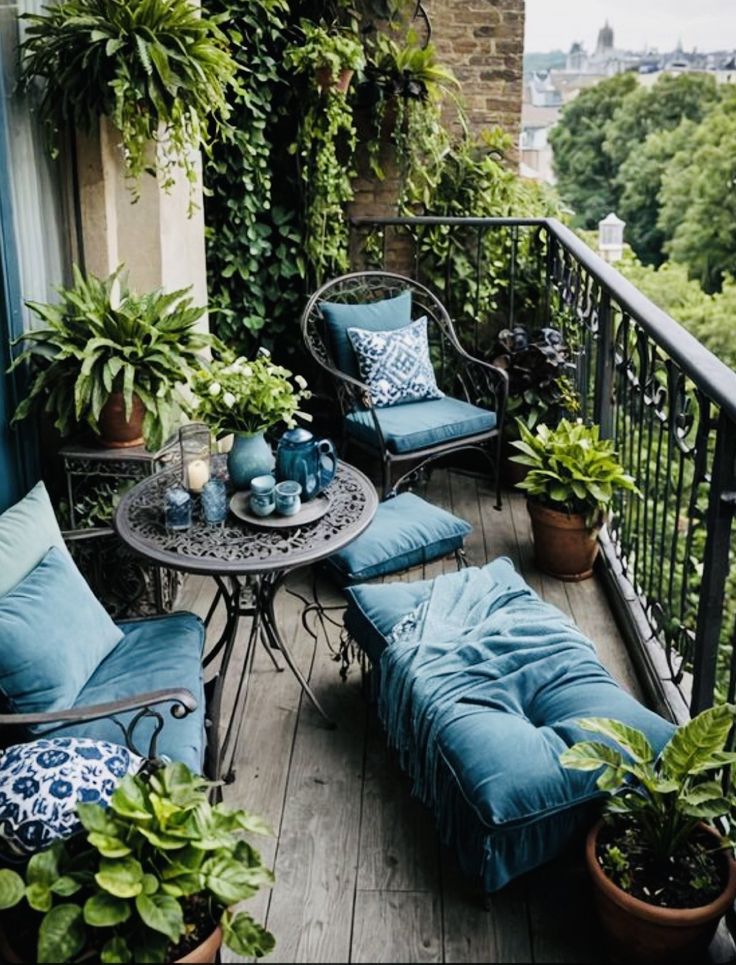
<box><xmin>0</xmin><ymin>762</ymin><xmax>274</xmax><ymax>963</ymax></box>
<box><xmin>19</xmin><ymin>0</ymin><xmax>239</xmax><ymax>208</ymax></box>
<box><xmin>510</xmin><ymin>418</ymin><xmax>639</xmax><ymax>518</ymax></box>
<box><xmin>561</xmin><ymin>705</ymin><xmax>736</xmax><ymax>907</ymax></box>
<box><xmin>10</xmin><ymin>266</ymin><xmax>210</xmax><ymax>450</ymax></box>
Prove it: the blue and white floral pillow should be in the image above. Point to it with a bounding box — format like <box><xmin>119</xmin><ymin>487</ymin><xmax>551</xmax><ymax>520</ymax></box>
<box><xmin>0</xmin><ymin>737</ymin><xmax>143</xmax><ymax>857</ymax></box>
<box><xmin>347</xmin><ymin>316</ymin><xmax>444</xmax><ymax>408</ymax></box>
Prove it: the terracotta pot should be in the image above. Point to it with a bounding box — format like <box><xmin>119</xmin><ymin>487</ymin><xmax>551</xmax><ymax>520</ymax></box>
<box><xmin>98</xmin><ymin>391</ymin><xmax>145</xmax><ymax>449</ymax></box>
<box><xmin>315</xmin><ymin>66</ymin><xmax>354</xmax><ymax>94</ymax></box>
<box><xmin>503</xmin><ymin>440</ymin><xmax>529</xmax><ymax>487</ymax></box>
<box><xmin>586</xmin><ymin>820</ymin><xmax>736</xmax><ymax>964</ymax></box>
<box><xmin>527</xmin><ymin>499</ymin><xmax>600</xmax><ymax>581</ymax></box>
<box><xmin>175</xmin><ymin>925</ymin><xmax>223</xmax><ymax>964</ymax></box>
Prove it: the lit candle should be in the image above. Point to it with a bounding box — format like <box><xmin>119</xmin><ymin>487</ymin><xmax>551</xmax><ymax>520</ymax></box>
<box><xmin>187</xmin><ymin>458</ymin><xmax>210</xmax><ymax>493</ymax></box>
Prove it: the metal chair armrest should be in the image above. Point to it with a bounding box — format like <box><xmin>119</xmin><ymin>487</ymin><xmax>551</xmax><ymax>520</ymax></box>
<box><xmin>0</xmin><ymin>689</ymin><xmax>198</xmax><ymax>729</ymax></box>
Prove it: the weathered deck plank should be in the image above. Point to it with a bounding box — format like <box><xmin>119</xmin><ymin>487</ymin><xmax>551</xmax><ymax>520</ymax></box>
<box><xmin>174</xmin><ymin>470</ymin><xmax>732</xmax><ymax>964</ymax></box>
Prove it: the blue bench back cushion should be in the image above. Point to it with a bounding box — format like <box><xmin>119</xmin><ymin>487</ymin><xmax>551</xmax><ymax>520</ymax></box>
<box><xmin>0</xmin><ymin>481</ymin><xmax>70</xmax><ymax>598</ymax></box>
<box><xmin>0</xmin><ymin>547</ymin><xmax>123</xmax><ymax>714</ymax></box>
<box><xmin>320</xmin><ymin>289</ymin><xmax>411</xmax><ymax>379</ymax></box>
<box><xmin>326</xmin><ymin>492</ymin><xmax>470</xmax><ymax>586</ymax></box>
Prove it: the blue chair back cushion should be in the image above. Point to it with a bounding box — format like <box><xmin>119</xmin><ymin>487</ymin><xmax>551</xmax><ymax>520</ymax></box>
<box><xmin>320</xmin><ymin>289</ymin><xmax>411</xmax><ymax>379</ymax></box>
<box><xmin>345</xmin><ymin>397</ymin><xmax>496</xmax><ymax>455</ymax></box>
<box><xmin>55</xmin><ymin>612</ymin><xmax>207</xmax><ymax>775</ymax></box>
<box><xmin>0</xmin><ymin>547</ymin><xmax>123</xmax><ymax>715</ymax></box>
<box><xmin>0</xmin><ymin>737</ymin><xmax>142</xmax><ymax>857</ymax></box>
<box><xmin>0</xmin><ymin>481</ymin><xmax>70</xmax><ymax>598</ymax></box>
<box><xmin>326</xmin><ymin>492</ymin><xmax>470</xmax><ymax>586</ymax></box>
<box><xmin>344</xmin><ymin>558</ymin><xmax>675</xmax><ymax>891</ymax></box>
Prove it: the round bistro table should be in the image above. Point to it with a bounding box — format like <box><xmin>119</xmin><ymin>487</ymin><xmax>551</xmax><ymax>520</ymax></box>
<box><xmin>114</xmin><ymin>458</ymin><xmax>378</xmax><ymax>783</ymax></box>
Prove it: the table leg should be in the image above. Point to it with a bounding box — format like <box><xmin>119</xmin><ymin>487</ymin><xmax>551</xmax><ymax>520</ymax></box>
<box><xmin>258</xmin><ymin>571</ymin><xmax>336</xmax><ymax>729</ymax></box>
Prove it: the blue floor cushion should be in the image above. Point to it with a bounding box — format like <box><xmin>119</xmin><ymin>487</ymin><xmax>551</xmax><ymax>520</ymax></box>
<box><xmin>345</xmin><ymin>397</ymin><xmax>496</xmax><ymax>454</ymax></box>
<box><xmin>0</xmin><ymin>737</ymin><xmax>142</xmax><ymax>857</ymax></box>
<box><xmin>325</xmin><ymin>492</ymin><xmax>471</xmax><ymax>587</ymax></box>
<box><xmin>52</xmin><ymin>612</ymin><xmax>206</xmax><ymax>775</ymax></box>
<box><xmin>343</xmin><ymin>558</ymin><xmax>675</xmax><ymax>891</ymax></box>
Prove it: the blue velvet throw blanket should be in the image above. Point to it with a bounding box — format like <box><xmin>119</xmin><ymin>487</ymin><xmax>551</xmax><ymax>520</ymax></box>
<box><xmin>377</xmin><ymin>563</ymin><xmax>601</xmax><ymax>806</ymax></box>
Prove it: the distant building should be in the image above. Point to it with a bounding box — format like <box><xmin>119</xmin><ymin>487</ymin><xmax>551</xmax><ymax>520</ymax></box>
<box><xmin>528</xmin><ymin>71</ymin><xmax>563</xmax><ymax>107</ymax></box>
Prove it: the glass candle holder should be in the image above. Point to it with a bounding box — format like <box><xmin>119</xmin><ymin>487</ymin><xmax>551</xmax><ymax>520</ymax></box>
<box><xmin>165</xmin><ymin>485</ymin><xmax>192</xmax><ymax>531</ymax></box>
<box><xmin>202</xmin><ymin>477</ymin><xmax>227</xmax><ymax>526</ymax></box>
<box><xmin>180</xmin><ymin>423</ymin><xmax>211</xmax><ymax>493</ymax></box>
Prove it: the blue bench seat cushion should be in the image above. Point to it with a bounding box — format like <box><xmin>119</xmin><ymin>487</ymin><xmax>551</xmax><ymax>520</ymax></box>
<box><xmin>0</xmin><ymin>547</ymin><xmax>123</xmax><ymax>715</ymax></box>
<box><xmin>325</xmin><ymin>492</ymin><xmax>471</xmax><ymax>586</ymax></box>
<box><xmin>345</xmin><ymin>397</ymin><xmax>496</xmax><ymax>455</ymax></box>
<box><xmin>53</xmin><ymin>612</ymin><xmax>206</xmax><ymax>775</ymax></box>
<box><xmin>320</xmin><ymin>290</ymin><xmax>412</xmax><ymax>379</ymax></box>
<box><xmin>344</xmin><ymin>559</ymin><xmax>674</xmax><ymax>890</ymax></box>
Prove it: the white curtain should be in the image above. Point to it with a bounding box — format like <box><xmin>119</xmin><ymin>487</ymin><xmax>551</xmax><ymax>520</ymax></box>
<box><xmin>1</xmin><ymin>0</ymin><xmax>73</xmax><ymax>326</ymax></box>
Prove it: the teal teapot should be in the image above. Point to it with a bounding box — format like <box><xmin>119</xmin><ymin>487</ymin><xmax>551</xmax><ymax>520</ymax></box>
<box><xmin>275</xmin><ymin>428</ymin><xmax>337</xmax><ymax>502</ymax></box>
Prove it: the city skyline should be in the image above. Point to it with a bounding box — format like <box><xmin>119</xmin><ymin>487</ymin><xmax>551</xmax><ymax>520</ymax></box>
<box><xmin>524</xmin><ymin>0</ymin><xmax>736</xmax><ymax>54</ymax></box>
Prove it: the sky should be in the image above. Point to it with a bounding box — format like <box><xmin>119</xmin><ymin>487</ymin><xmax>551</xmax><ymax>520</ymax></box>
<box><xmin>524</xmin><ymin>0</ymin><xmax>736</xmax><ymax>54</ymax></box>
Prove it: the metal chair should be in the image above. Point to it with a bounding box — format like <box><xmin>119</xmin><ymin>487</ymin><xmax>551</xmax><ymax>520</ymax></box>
<box><xmin>301</xmin><ymin>271</ymin><xmax>507</xmax><ymax>506</ymax></box>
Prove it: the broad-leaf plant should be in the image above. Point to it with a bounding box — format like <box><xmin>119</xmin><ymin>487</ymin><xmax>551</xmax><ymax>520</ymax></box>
<box><xmin>510</xmin><ymin>418</ymin><xmax>639</xmax><ymax>519</ymax></box>
<box><xmin>10</xmin><ymin>266</ymin><xmax>211</xmax><ymax>451</ymax></box>
<box><xmin>0</xmin><ymin>763</ymin><xmax>274</xmax><ymax>963</ymax></box>
<box><xmin>561</xmin><ymin>705</ymin><xmax>736</xmax><ymax>900</ymax></box>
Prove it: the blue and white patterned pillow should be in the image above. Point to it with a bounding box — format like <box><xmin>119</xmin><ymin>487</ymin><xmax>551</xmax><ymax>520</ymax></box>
<box><xmin>347</xmin><ymin>316</ymin><xmax>444</xmax><ymax>408</ymax></box>
<box><xmin>0</xmin><ymin>737</ymin><xmax>143</xmax><ymax>857</ymax></box>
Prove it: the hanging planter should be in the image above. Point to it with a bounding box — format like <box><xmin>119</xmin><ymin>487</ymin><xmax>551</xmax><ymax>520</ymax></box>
<box><xmin>315</xmin><ymin>66</ymin><xmax>355</xmax><ymax>95</ymax></box>
<box><xmin>285</xmin><ymin>21</ymin><xmax>364</xmax><ymax>95</ymax></box>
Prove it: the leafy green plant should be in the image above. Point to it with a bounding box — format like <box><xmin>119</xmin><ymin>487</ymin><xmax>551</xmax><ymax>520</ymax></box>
<box><xmin>285</xmin><ymin>21</ymin><xmax>365</xmax><ymax>81</ymax></box>
<box><xmin>20</xmin><ymin>0</ymin><xmax>239</xmax><ymax>209</ymax></box>
<box><xmin>10</xmin><ymin>266</ymin><xmax>210</xmax><ymax>450</ymax></box>
<box><xmin>0</xmin><ymin>762</ymin><xmax>274</xmax><ymax>963</ymax></box>
<box><xmin>560</xmin><ymin>705</ymin><xmax>736</xmax><ymax>903</ymax></box>
<box><xmin>191</xmin><ymin>352</ymin><xmax>311</xmax><ymax>436</ymax></box>
<box><xmin>510</xmin><ymin>418</ymin><xmax>639</xmax><ymax>517</ymax></box>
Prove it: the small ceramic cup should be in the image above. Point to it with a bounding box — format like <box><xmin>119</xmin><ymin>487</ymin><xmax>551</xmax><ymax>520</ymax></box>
<box><xmin>275</xmin><ymin>480</ymin><xmax>302</xmax><ymax>517</ymax></box>
<box><xmin>250</xmin><ymin>474</ymin><xmax>276</xmax><ymax>517</ymax></box>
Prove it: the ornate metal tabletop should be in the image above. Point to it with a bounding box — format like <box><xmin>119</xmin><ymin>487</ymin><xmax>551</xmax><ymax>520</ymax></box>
<box><xmin>114</xmin><ymin>459</ymin><xmax>378</xmax><ymax>577</ymax></box>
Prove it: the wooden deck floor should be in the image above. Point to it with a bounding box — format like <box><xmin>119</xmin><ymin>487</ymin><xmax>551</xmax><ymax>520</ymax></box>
<box><xmin>178</xmin><ymin>471</ymin><xmax>733</xmax><ymax>964</ymax></box>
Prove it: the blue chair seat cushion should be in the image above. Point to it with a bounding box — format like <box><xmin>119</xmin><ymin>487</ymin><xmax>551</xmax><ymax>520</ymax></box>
<box><xmin>0</xmin><ymin>547</ymin><xmax>123</xmax><ymax>715</ymax></box>
<box><xmin>345</xmin><ymin>397</ymin><xmax>496</xmax><ymax>455</ymax></box>
<box><xmin>344</xmin><ymin>559</ymin><xmax>674</xmax><ymax>890</ymax></box>
<box><xmin>325</xmin><ymin>492</ymin><xmax>471</xmax><ymax>586</ymax></box>
<box><xmin>52</xmin><ymin>612</ymin><xmax>206</xmax><ymax>775</ymax></box>
<box><xmin>320</xmin><ymin>289</ymin><xmax>412</xmax><ymax>379</ymax></box>
<box><xmin>0</xmin><ymin>737</ymin><xmax>142</xmax><ymax>857</ymax></box>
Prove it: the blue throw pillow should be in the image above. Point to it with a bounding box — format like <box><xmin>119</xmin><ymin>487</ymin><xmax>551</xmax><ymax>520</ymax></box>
<box><xmin>326</xmin><ymin>492</ymin><xmax>471</xmax><ymax>585</ymax></box>
<box><xmin>347</xmin><ymin>317</ymin><xmax>444</xmax><ymax>408</ymax></box>
<box><xmin>0</xmin><ymin>546</ymin><xmax>123</xmax><ymax>715</ymax></box>
<box><xmin>0</xmin><ymin>737</ymin><xmax>142</xmax><ymax>856</ymax></box>
<box><xmin>320</xmin><ymin>289</ymin><xmax>412</xmax><ymax>378</ymax></box>
<box><xmin>0</xmin><ymin>481</ymin><xmax>70</xmax><ymax>598</ymax></box>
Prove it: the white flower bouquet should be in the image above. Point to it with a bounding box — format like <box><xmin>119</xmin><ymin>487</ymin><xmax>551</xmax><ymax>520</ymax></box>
<box><xmin>191</xmin><ymin>353</ymin><xmax>311</xmax><ymax>437</ymax></box>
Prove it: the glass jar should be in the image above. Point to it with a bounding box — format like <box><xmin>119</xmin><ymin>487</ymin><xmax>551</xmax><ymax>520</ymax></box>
<box><xmin>164</xmin><ymin>485</ymin><xmax>192</xmax><ymax>531</ymax></box>
<box><xmin>180</xmin><ymin>423</ymin><xmax>211</xmax><ymax>493</ymax></box>
<box><xmin>202</xmin><ymin>477</ymin><xmax>227</xmax><ymax>525</ymax></box>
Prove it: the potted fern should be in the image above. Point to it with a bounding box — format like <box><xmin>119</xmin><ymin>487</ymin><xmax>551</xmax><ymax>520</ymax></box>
<box><xmin>19</xmin><ymin>0</ymin><xmax>239</xmax><ymax>210</ymax></box>
<box><xmin>0</xmin><ymin>763</ymin><xmax>274</xmax><ymax>964</ymax></box>
<box><xmin>285</xmin><ymin>21</ymin><xmax>365</xmax><ymax>94</ymax></box>
<box><xmin>561</xmin><ymin>706</ymin><xmax>736</xmax><ymax>963</ymax></box>
<box><xmin>10</xmin><ymin>266</ymin><xmax>210</xmax><ymax>451</ymax></box>
<box><xmin>509</xmin><ymin>419</ymin><xmax>639</xmax><ymax>580</ymax></box>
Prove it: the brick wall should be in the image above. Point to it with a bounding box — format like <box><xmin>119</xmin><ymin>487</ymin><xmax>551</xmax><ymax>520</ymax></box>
<box><xmin>348</xmin><ymin>0</ymin><xmax>525</xmax><ymax>267</ymax></box>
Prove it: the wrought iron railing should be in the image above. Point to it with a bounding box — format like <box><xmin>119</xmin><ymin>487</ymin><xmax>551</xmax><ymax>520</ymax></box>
<box><xmin>351</xmin><ymin>216</ymin><xmax>736</xmax><ymax>723</ymax></box>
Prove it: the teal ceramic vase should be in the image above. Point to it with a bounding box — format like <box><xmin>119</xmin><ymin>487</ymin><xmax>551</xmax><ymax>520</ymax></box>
<box><xmin>227</xmin><ymin>432</ymin><xmax>275</xmax><ymax>491</ymax></box>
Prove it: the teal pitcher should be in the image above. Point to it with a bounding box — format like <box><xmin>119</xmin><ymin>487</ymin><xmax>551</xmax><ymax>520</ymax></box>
<box><xmin>275</xmin><ymin>428</ymin><xmax>337</xmax><ymax>502</ymax></box>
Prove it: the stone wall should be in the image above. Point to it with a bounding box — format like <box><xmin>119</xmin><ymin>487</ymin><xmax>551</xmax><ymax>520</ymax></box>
<box><xmin>349</xmin><ymin>0</ymin><xmax>525</xmax><ymax>241</ymax></box>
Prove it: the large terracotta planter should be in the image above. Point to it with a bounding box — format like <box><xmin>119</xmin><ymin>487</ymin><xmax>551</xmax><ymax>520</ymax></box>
<box><xmin>176</xmin><ymin>925</ymin><xmax>223</xmax><ymax>963</ymax></box>
<box><xmin>527</xmin><ymin>499</ymin><xmax>601</xmax><ymax>581</ymax></box>
<box><xmin>315</xmin><ymin>66</ymin><xmax>354</xmax><ymax>94</ymax></box>
<box><xmin>586</xmin><ymin>820</ymin><xmax>736</xmax><ymax>964</ymax></box>
<box><xmin>98</xmin><ymin>391</ymin><xmax>145</xmax><ymax>448</ymax></box>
